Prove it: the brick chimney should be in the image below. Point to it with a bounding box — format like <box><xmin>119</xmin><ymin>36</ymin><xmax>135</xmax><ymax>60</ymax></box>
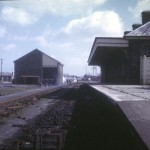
<box><xmin>132</xmin><ymin>24</ymin><xmax>142</xmax><ymax>30</ymax></box>
<box><xmin>141</xmin><ymin>11</ymin><xmax>150</xmax><ymax>24</ymax></box>
<box><xmin>124</xmin><ymin>31</ymin><xmax>131</xmax><ymax>35</ymax></box>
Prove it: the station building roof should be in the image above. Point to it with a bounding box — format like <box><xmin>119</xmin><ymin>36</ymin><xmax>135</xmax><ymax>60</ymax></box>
<box><xmin>125</xmin><ymin>21</ymin><xmax>150</xmax><ymax>39</ymax></box>
<box><xmin>88</xmin><ymin>37</ymin><xmax>128</xmax><ymax>65</ymax></box>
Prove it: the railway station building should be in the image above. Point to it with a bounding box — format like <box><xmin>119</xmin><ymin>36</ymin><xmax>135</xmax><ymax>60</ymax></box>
<box><xmin>14</xmin><ymin>49</ymin><xmax>63</xmax><ymax>85</ymax></box>
<box><xmin>88</xmin><ymin>11</ymin><xmax>150</xmax><ymax>85</ymax></box>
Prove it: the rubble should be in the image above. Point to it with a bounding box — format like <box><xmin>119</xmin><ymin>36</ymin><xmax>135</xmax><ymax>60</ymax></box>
<box><xmin>0</xmin><ymin>95</ymin><xmax>40</xmax><ymax>119</ymax></box>
<box><xmin>0</xmin><ymin>98</ymin><xmax>75</xmax><ymax>150</ymax></box>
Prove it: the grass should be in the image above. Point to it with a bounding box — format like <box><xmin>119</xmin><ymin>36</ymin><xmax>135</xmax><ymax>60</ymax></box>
<box><xmin>0</xmin><ymin>84</ymin><xmax>38</xmax><ymax>96</ymax></box>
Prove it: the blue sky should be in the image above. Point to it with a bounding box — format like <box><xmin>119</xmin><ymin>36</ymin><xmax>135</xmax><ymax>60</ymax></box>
<box><xmin>0</xmin><ymin>0</ymin><xmax>150</xmax><ymax>76</ymax></box>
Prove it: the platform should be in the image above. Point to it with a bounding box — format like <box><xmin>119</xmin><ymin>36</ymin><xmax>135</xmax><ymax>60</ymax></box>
<box><xmin>91</xmin><ymin>85</ymin><xmax>150</xmax><ymax>149</ymax></box>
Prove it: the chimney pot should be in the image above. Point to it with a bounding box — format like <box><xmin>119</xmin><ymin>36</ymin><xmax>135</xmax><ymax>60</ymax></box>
<box><xmin>141</xmin><ymin>10</ymin><xmax>150</xmax><ymax>24</ymax></box>
<box><xmin>132</xmin><ymin>24</ymin><xmax>142</xmax><ymax>30</ymax></box>
<box><xmin>124</xmin><ymin>31</ymin><xmax>131</xmax><ymax>35</ymax></box>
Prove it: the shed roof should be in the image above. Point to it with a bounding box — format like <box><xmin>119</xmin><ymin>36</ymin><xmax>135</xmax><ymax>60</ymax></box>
<box><xmin>125</xmin><ymin>21</ymin><xmax>150</xmax><ymax>39</ymax></box>
<box><xmin>14</xmin><ymin>49</ymin><xmax>63</xmax><ymax>66</ymax></box>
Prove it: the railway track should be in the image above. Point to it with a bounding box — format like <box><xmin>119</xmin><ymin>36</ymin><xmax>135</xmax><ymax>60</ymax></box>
<box><xmin>0</xmin><ymin>99</ymin><xmax>75</xmax><ymax>150</ymax></box>
<box><xmin>0</xmin><ymin>86</ymin><xmax>63</xmax><ymax>119</ymax></box>
<box><xmin>0</xmin><ymin>84</ymin><xmax>148</xmax><ymax>150</ymax></box>
<box><xmin>0</xmin><ymin>85</ymin><xmax>78</xmax><ymax>150</ymax></box>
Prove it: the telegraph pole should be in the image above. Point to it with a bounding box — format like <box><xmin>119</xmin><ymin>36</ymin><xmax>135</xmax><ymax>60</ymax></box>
<box><xmin>85</xmin><ymin>66</ymin><xmax>87</xmax><ymax>75</ymax></box>
<box><xmin>1</xmin><ymin>58</ymin><xmax>2</xmax><ymax>81</ymax></box>
<box><xmin>93</xmin><ymin>66</ymin><xmax>94</xmax><ymax>76</ymax></box>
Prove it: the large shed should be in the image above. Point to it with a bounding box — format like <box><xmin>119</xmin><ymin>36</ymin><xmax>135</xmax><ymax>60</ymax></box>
<box><xmin>14</xmin><ymin>49</ymin><xmax>63</xmax><ymax>85</ymax></box>
<box><xmin>88</xmin><ymin>11</ymin><xmax>150</xmax><ymax>85</ymax></box>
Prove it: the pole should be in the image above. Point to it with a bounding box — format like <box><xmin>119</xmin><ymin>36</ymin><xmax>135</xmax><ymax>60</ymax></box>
<box><xmin>93</xmin><ymin>66</ymin><xmax>94</xmax><ymax>76</ymax></box>
<box><xmin>1</xmin><ymin>58</ymin><xmax>2</xmax><ymax>81</ymax></box>
<box><xmin>86</xmin><ymin>66</ymin><xmax>87</xmax><ymax>75</ymax></box>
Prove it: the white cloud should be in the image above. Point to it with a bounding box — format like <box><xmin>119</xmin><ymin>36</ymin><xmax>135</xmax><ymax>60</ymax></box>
<box><xmin>36</xmin><ymin>36</ymin><xmax>49</xmax><ymax>47</ymax></box>
<box><xmin>128</xmin><ymin>0</ymin><xmax>150</xmax><ymax>18</ymax></box>
<box><xmin>57</xmin><ymin>10</ymin><xmax>124</xmax><ymax>75</ymax></box>
<box><xmin>1</xmin><ymin>6</ymin><xmax>37</xmax><ymax>26</ymax></box>
<box><xmin>67</xmin><ymin>57</ymin><xmax>86</xmax><ymax>65</ymax></box>
<box><xmin>63</xmin><ymin>55</ymin><xmax>88</xmax><ymax>75</ymax></box>
<box><xmin>0</xmin><ymin>25</ymin><xmax>7</xmax><ymax>38</ymax></box>
<box><xmin>35</xmin><ymin>35</ymin><xmax>73</xmax><ymax>52</ymax></box>
<box><xmin>13</xmin><ymin>35</ymin><xmax>29</xmax><ymax>41</ymax></box>
<box><xmin>55</xmin><ymin>42</ymin><xmax>73</xmax><ymax>50</ymax></box>
<box><xmin>4</xmin><ymin>0</ymin><xmax>107</xmax><ymax>17</ymax></box>
<box><xmin>49</xmin><ymin>0</ymin><xmax>107</xmax><ymax>16</ymax></box>
<box><xmin>0</xmin><ymin>43</ymin><xmax>16</xmax><ymax>51</ymax></box>
<box><xmin>32</xmin><ymin>10</ymin><xmax>124</xmax><ymax>76</ymax></box>
<box><xmin>62</xmin><ymin>11</ymin><xmax>124</xmax><ymax>37</ymax></box>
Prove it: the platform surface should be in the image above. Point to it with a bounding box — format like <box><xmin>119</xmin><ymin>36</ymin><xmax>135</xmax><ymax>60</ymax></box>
<box><xmin>91</xmin><ymin>85</ymin><xmax>150</xmax><ymax>149</ymax></box>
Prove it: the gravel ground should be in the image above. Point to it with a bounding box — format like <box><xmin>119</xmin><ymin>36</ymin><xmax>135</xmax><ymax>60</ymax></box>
<box><xmin>0</xmin><ymin>83</ymin><xmax>38</xmax><ymax>96</ymax></box>
<box><xmin>0</xmin><ymin>98</ymin><xmax>57</xmax><ymax>145</ymax></box>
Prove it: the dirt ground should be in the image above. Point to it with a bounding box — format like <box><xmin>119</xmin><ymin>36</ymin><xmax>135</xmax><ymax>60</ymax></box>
<box><xmin>0</xmin><ymin>83</ymin><xmax>39</xmax><ymax>96</ymax></box>
<box><xmin>0</xmin><ymin>98</ymin><xmax>57</xmax><ymax>145</ymax></box>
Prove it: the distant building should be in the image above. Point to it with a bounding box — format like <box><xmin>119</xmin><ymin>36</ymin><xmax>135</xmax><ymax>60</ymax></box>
<box><xmin>88</xmin><ymin>11</ymin><xmax>150</xmax><ymax>85</ymax></box>
<box><xmin>14</xmin><ymin>49</ymin><xmax>63</xmax><ymax>85</ymax></box>
<box><xmin>63</xmin><ymin>74</ymin><xmax>77</xmax><ymax>85</ymax></box>
<box><xmin>0</xmin><ymin>72</ymin><xmax>13</xmax><ymax>82</ymax></box>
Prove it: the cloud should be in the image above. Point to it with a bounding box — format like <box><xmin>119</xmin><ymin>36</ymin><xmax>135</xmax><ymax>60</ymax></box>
<box><xmin>58</xmin><ymin>42</ymin><xmax>73</xmax><ymax>50</ymax></box>
<box><xmin>32</xmin><ymin>10</ymin><xmax>124</xmax><ymax>75</ymax></box>
<box><xmin>0</xmin><ymin>25</ymin><xmax>7</xmax><ymax>38</ymax></box>
<box><xmin>63</xmin><ymin>55</ymin><xmax>88</xmax><ymax>75</ymax></box>
<box><xmin>56</xmin><ymin>10</ymin><xmax>124</xmax><ymax>75</ymax></box>
<box><xmin>62</xmin><ymin>10</ymin><xmax>124</xmax><ymax>37</ymax></box>
<box><xmin>1</xmin><ymin>6</ymin><xmax>38</xmax><ymax>26</ymax></box>
<box><xmin>2</xmin><ymin>8</ymin><xmax>123</xmax><ymax>75</ymax></box>
<box><xmin>47</xmin><ymin>0</ymin><xmax>107</xmax><ymax>16</ymax></box>
<box><xmin>12</xmin><ymin>35</ymin><xmax>29</xmax><ymax>41</ymax></box>
<box><xmin>0</xmin><ymin>43</ymin><xmax>16</xmax><ymax>51</ymax></box>
<box><xmin>36</xmin><ymin>36</ymin><xmax>49</xmax><ymax>47</ymax></box>
<box><xmin>128</xmin><ymin>0</ymin><xmax>150</xmax><ymax>18</ymax></box>
<box><xmin>0</xmin><ymin>0</ymin><xmax>108</xmax><ymax>30</ymax></box>
<box><xmin>2</xmin><ymin>0</ymin><xmax>107</xmax><ymax>17</ymax></box>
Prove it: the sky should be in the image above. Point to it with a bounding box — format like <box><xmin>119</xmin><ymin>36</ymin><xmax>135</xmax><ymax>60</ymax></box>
<box><xmin>0</xmin><ymin>0</ymin><xmax>150</xmax><ymax>76</ymax></box>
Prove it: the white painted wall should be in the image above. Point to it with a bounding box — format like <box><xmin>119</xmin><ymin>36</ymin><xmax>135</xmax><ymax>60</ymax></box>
<box><xmin>57</xmin><ymin>63</ymin><xmax>63</xmax><ymax>85</ymax></box>
<box><xmin>140</xmin><ymin>55</ymin><xmax>150</xmax><ymax>84</ymax></box>
<box><xmin>42</xmin><ymin>53</ymin><xmax>57</xmax><ymax>67</ymax></box>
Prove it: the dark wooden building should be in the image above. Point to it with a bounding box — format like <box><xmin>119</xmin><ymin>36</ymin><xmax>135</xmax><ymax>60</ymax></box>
<box><xmin>88</xmin><ymin>11</ymin><xmax>150</xmax><ymax>85</ymax></box>
<box><xmin>14</xmin><ymin>49</ymin><xmax>63</xmax><ymax>85</ymax></box>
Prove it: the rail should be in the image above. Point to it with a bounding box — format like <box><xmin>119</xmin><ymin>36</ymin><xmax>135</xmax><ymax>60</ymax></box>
<box><xmin>0</xmin><ymin>86</ymin><xmax>63</xmax><ymax>119</ymax></box>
